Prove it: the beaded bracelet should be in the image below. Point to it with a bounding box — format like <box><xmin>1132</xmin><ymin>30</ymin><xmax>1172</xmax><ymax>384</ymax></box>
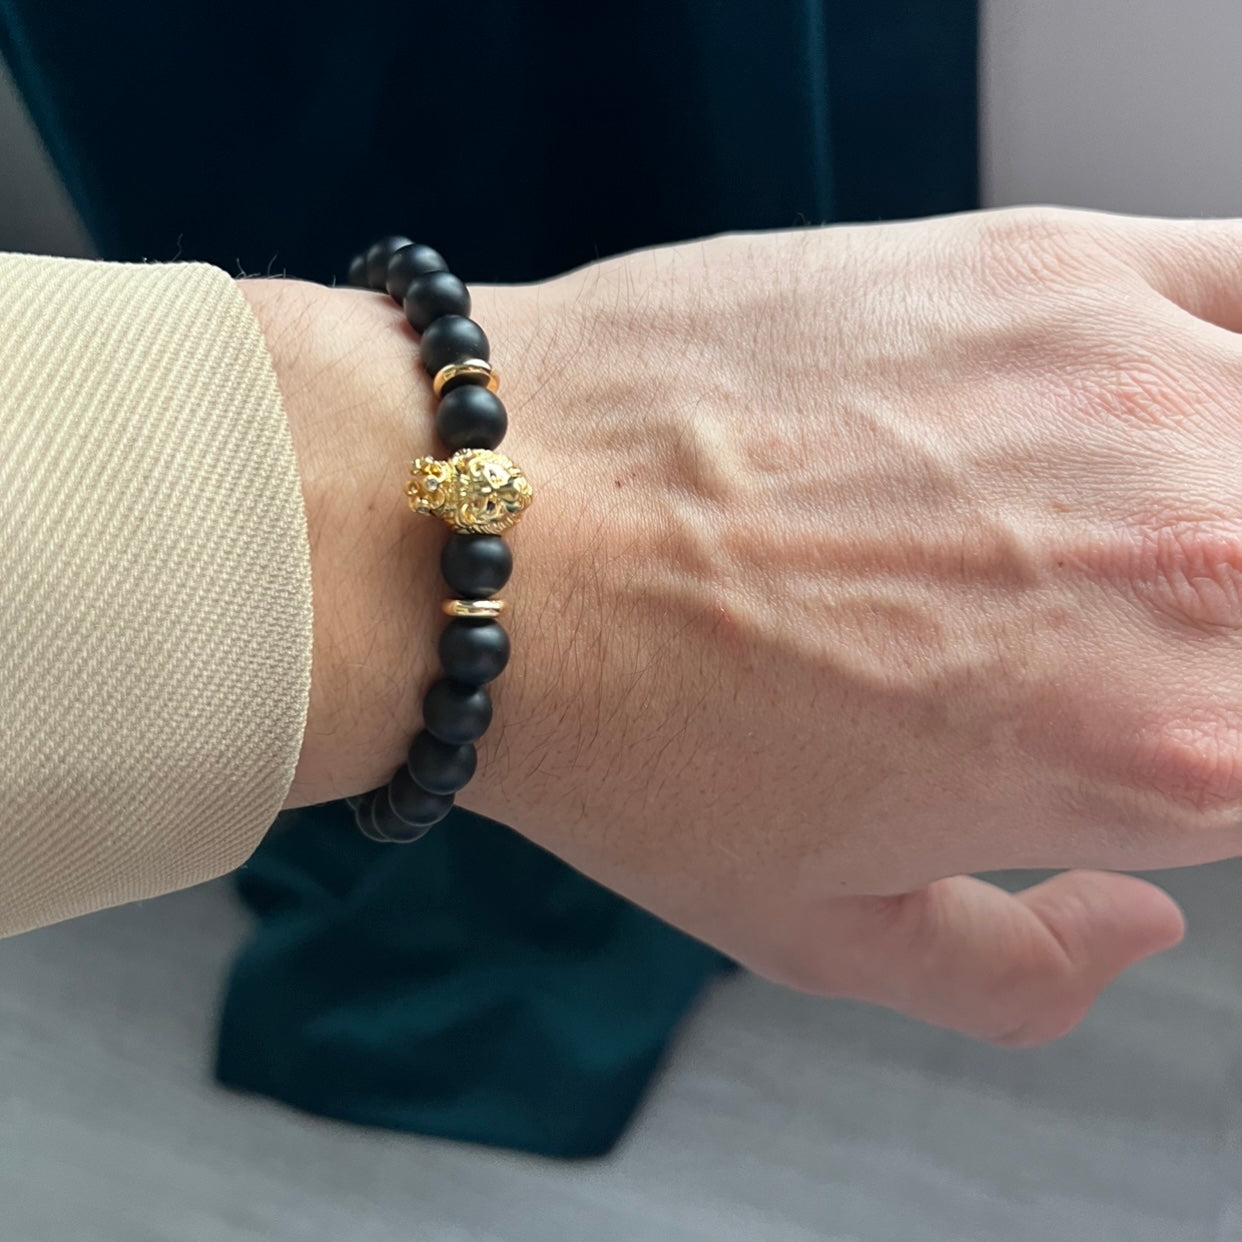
<box><xmin>342</xmin><ymin>236</ymin><xmax>533</xmax><ymax>843</ymax></box>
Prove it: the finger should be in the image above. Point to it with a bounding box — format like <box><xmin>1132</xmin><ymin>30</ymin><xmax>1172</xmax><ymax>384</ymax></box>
<box><xmin>818</xmin><ymin>870</ymin><xmax>1185</xmax><ymax>1046</ymax></box>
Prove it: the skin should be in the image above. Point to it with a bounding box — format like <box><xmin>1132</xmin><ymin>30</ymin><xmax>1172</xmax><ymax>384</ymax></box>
<box><xmin>243</xmin><ymin>205</ymin><xmax>1242</xmax><ymax>1046</ymax></box>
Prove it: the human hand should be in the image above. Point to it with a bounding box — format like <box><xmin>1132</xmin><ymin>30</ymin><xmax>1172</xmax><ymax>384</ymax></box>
<box><xmin>256</xmin><ymin>209</ymin><xmax>1242</xmax><ymax>1046</ymax></box>
<box><xmin>453</xmin><ymin>208</ymin><xmax>1242</xmax><ymax>1045</ymax></box>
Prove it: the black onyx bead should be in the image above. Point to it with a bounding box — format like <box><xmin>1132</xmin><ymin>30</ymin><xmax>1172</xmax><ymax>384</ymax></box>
<box><xmin>367</xmin><ymin>791</ymin><xmax>431</xmax><ymax>843</ymax></box>
<box><xmin>441</xmin><ymin>534</ymin><xmax>512</xmax><ymax>599</ymax></box>
<box><xmin>436</xmin><ymin>385</ymin><xmax>508</xmax><ymax>451</ymax></box>
<box><xmin>386</xmin><ymin>243</ymin><xmax>448</xmax><ymax>303</ymax></box>
<box><xmin>407</xmin><ymin>730</ymin><xmax>477</xmax><ymax>795</ymax></box>
<box><xmin>346</xmin><ymin>253</ymin><xmax>369</xmax><ymax>288</ymax></box>
<box><xmin>439</xmin><ymin>619</ymin><xmax>510</xmax><ymax>686</ymax></box>
<box><xmin>388</xmin><ymin>765</ymin><xmax>454</xmax><ymax>831</ymax></box>
<box><xmin>420</xmin><ymin>315</ymin><xmax>490</xmax><ymax>375</ymax></box>
<box><xmin>423</xmin><ymin>679</ymin><xmax>493</xmax><ymax>745</ymax></box>
<box><xmin>404</xmin><ymin>271</ymin><xmax>471</xmax><ymax>332</ymax></box>
<box><xmin>365</xmin><ymin>235</ymin><xmax>413</xmax><ymax>290</ymax></box>
<box><xmin>356</xmin><ymin>788</ymin><xmax>411</xmax><ymax>843</ymax></box>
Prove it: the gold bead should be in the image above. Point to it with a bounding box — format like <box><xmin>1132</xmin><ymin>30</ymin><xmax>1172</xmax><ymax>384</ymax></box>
<box><xmin>443</xmin><ymin>598</ymin><xmax>507</xmax><ymax>619</ymax></box>
<box><xmin>406</xmin><ymin>448</ymin><xmax>533</xmax><ymax>534</ymax></box>
<box><xmin>432</xmin><ymin>358</ymin><xmax>499</xmax><ymax>399</ymax></box>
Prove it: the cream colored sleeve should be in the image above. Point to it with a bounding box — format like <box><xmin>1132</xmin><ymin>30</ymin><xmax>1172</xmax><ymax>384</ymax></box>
<box><xmin>0</xmin><ymin>253</ymin><xmax>313</xmax><ymax>936</ymax></box>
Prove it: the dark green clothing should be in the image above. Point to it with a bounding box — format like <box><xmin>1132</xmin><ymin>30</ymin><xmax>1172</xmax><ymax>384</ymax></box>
<box><xmin>0</xmin><ymin>0</ymin><xmax>977</xmax><ymax>1157</ymax></box>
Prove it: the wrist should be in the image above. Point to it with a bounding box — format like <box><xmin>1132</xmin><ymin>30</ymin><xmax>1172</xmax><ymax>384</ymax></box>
<box><xmin>239</xmin><ymin>275</ymin><xmax>445</xmax><ymax>807</ymax></box>
<box><xmin>454</xmin><ymin>270</ymin><xmax>680</xmax><ymax>842</ymax></box>
<box><xmin>241</xmin><ymin>264</ymin><xmax>657</xmax><ymax>829</ymax></box>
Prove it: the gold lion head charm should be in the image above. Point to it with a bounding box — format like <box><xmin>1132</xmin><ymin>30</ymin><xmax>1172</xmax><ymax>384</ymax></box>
<box><xmin>405</xmin><ymin>448</ymin><xmax>533</xmax><ymax>535</ymax></box>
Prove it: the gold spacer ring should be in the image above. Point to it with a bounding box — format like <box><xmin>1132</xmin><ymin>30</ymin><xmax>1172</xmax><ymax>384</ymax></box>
<box><xmin>443</xmin><ymin>598</ymin><xmax>507</xmax><ymax>619</ymax></box>
<box><xmin>432</xmin><ymin>359</ymin><xmax>499</xmax><ymax>399</ymax></box>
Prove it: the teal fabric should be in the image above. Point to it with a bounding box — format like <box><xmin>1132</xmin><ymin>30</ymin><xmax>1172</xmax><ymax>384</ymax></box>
<box><xmin>221</xmin><ymin>805</ymin><xmax>723</xmax><ymax>1157</ymax></box>
<box><xmin>0</xmin><ymin>0</ymin><xmax>977</xmax><ymax>1157</ymax></box>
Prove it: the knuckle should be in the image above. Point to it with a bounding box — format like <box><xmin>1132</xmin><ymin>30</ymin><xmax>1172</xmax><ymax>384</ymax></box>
<box><xmin>1081</xmin><ymin>518</ymin><xmax>1242</xmax><ymax>634</ymax></box>
<box><xmin>973</xmin><ymin>206</ymin><xmax>1113</xmax><ymax>293</ymax></box>
<box><xmin>979</xmin><ymin>204</ymin><xmax>1079</xmax><ymax>246</ymax></box>
<box><xmin>1060</xmin><ymin>329</ymin><xmax>1239</xmax><ymax>436</ymax></box>
<box><xmin>1072</xmin><ymin>351</ymin><xmax>1209</xmax><ymax>434</ymax></box>
<box><xmin>1133</xmin><ymin>711</ymin><xmax>1242</xmax><ymax>822</ymax></box>
<box><xmin>1138</xmin><ymin>519</ymin><xmax>1242</xmax><ymax>633</ymax></box>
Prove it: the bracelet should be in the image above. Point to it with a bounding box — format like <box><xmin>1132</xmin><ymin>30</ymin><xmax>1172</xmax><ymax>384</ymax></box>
<box><xmin>342</xmin><ymin>236</ymin><xmax>533</xmax><ymax>843</ymax></box>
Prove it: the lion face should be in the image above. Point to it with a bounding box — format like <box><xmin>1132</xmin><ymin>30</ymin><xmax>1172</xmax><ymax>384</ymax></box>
<box><xmin>406</xmin><ymin>449</ymin><xmax>533</xmax><ymax>535</ymax></box>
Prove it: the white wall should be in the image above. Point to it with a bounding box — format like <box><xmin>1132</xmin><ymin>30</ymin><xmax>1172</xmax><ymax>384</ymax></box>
<box><xmin>983</xmin><ymin>0</ymin><xmax>1242</xmax><ymax>215</ymax></box>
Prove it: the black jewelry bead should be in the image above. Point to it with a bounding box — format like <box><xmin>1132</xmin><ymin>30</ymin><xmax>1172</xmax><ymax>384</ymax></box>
<box><xmin>370</xmin><ymin>792</ymin><xmax>428</xmax><ymax>843</ymax></box>
<box><xmin>388</xmin><ymin>765</ymin><xmax>455</xmax><ymax>831</ymax></box>
<box><xmin>420</xmin><ymin>315</ymin><xmax>490</xmax><ymax>375</ymax></box>
<box><xmin>438</xmin><ymin>619</ymin><xmax>510</xmax><ymax>686</ymax></box>
<box><xmin>407</xmin><ymin>730</ymin><xmax>477</xmax><ymax>795</ymax></box>
<box><xmin>441</xmin><ymin>534</ymin><xmax>512</xmax><ymax>599</ymax></box>
<box><xmin>344</xmin><ymin>239</ymin><xmax>520</xmax><ymax>845</ymax></box>
<box><xmin>436</xmin><ymin>385</ymin><xmax>508</xmax><ymax>451</ymax></box>
<box><xmin>423</xmin><ymin>678</ymin><xmax>493</xmax><ymax>745</ymax></box>
<box><xmin>404</xmin><ymin>271</ymin><xmax>472</xmax><ymax>332</ymax></box>
<box><xmin>363</xmin><ymin>785</ymin><xmax>432</xmax><ymax>843</ymax></box>
<box><xmin>386</xmin><ymin>243</ymin><xmax>448</xmax><ymax>303</ymax></box>
<box><xmin>365</xmin><ymin>235</ymin><xmax>413</xmax><ymax>291</ymax></box>
<box><xmin>355</xmin><ymin>789</ymin><xmax>395</xmax><ymax>843</ymax></box>
<box><xmin>346</xmin><ymin>253</ymin><xmax>369</xmax><ymax>288</ymax></box>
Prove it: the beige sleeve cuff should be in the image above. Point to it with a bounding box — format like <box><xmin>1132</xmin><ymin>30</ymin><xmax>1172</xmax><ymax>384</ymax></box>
<box><xmin>0</xmin><ymin>253</ymin><xmax>313</xmax><ymax>936</ymax></box>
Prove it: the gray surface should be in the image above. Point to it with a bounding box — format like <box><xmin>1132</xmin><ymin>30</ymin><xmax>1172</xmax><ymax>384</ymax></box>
<box><xmin>982</xmin><ymin>0</ymin><xmax>1242</xmax><ymax>216</ymax></box>
<box><xmin>1</xmin><ymin>863</ymin><xmax>1241</xmax><ymax>1242</ymax></box>
<box><xmin>0</xmin><ymin>57</ymin><xmax>92</xmax><ymax>257</ymax></box>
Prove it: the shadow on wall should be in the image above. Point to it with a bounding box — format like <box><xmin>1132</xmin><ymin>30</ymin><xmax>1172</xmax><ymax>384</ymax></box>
<box><xmin>0</xmin><ymin>54</ymin><xmax>92</xmax><ymax>256</ymax></box>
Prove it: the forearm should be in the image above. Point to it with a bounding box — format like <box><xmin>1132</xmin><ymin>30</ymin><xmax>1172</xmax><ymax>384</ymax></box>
<box><xmin>239</xmin><ymin>276</ymin><xmax>444</xmax><ymax>808</ymax></box>
<box><xmin>242</xmin><ymin>273</ymin><xmax>581</xmax><ymax>815</ymax></box>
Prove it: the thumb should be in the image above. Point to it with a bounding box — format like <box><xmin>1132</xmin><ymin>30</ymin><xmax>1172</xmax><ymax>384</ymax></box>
<box><xmin>817</xmin><ymin>871</ymin><xmax>1185</xmax><ymax>1046</ymax></box>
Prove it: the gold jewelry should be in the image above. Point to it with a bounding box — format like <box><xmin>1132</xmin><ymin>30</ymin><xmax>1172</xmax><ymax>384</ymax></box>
<box><xmin>442</xmin><ymin>598</ymin><xmax>507</xmax><ymax>619</ymax></box>
<box><xmin>432</xmin><ymin>359</ymin><xmax>499</xmax><ymax>398</ymax></box>
<box><xmin>406</xmin><ymin>448</ymin><xmax>533</xmax><ymax>535</ymax></box>
<box><xmin>344</xmin><ymin>236</ymin><xmax>525</xmax><ymax>844</ymax></box>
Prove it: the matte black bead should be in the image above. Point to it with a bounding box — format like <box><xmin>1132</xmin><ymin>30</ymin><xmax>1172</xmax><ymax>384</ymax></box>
<box><xmin>407</xmin><ymin>730</ymin><xmax>477</xmax><ymax>795</ymax></box>
<box><xmin>354</xmin><ymin>789</ymin><xmax>396</xmax><ymax>843</ymax></box>
<box><xmin>386</xmin><ymin>243</ymin><xmax>448</xmax><ymax>303</ymax></box>
<box><xmin>388</xmin><ymin>765</ymin><xmax>454</xmax><ymax>832</ymax></box>
<box><xmin>365</xmin><ymin>235</ymin><xmax>412</xmax><ymax>290</ymax></box>
<box><xmin>420</xmin><ymin>315</ymin><xmax>490</xmax><ymax>375</ymax></box>
<box><xmin>423</xmin><ymin>679</ymin><xmax>493</xmax><ymax>745</ymax></box>
<box><xmin>346</xmin><ymin>253</ymin><xmax>369</xmax><ymax>288</ymax></box>
<box><xmin>439</xmin><ymin>619</ymin><xmax>510</xmax><ymax>685</ymax></box>
<box><xmin>404</xmin><ymin>271</ymin><xmax>471</xmax><ymax>332</ymax></box>
<box><xmin>367</xmin><ymin>789</ymin><xmax>431</xmax><ymax>843</ymax></box>
<box><xmin>436</xmin><ymin>385</ymin><xmax>508</xmax><ymax>451</ymax></box>
<box><xmin>441</xmin><ymin>534</ymin><xmax>512</xmax><ymax>599</ymax></box>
